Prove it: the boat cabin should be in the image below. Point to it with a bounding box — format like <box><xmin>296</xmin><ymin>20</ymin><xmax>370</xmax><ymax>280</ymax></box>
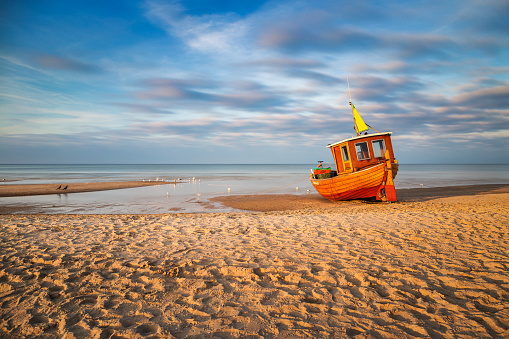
<box><xmin>327</xmin><ymin>132</ymin><xmax>395</xmax><ymax>174</ymax></box>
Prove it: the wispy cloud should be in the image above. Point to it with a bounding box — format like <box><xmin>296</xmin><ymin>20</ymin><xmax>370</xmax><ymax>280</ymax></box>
<box><xmin>452</xmin><ymin>86</ymin><xmax>509</xmax><ymax>109</ymax></box>
<box><xmin>112</xmin><ymin>102</ymin><xmax>176</xmax><ymax>115</ymax></box>
<box><xmin>144</xmin><ymin>0</ymin><xmax>249</xmax><ymax>54</ymax></box>
<box><xmin>32</xmin><ymin>53</ymin><xmax>103</xmax><ymax>73</ymax></box>
<box><xmin>131</xmin><ymin>76</ymin><xmax>294</xmax><ymax>112</ymax></box>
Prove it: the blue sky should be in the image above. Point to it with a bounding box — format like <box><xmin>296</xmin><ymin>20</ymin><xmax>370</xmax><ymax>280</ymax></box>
<box><xmin>1</xmin><ymin>0</ymin><xmax>508</xmax><ymax>164</ymax></box>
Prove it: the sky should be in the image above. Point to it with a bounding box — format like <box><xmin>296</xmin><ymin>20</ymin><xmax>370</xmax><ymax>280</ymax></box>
<box><xmin>0</xmin><ymin>0</ymin><xmax>508</xmax><ymax>164</ymax></box>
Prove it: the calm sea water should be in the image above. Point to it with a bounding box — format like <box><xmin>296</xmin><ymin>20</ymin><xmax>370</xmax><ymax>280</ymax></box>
<box><xmin>1</xmin><ymin>164</ymin><xmax>508</xmax><ymax>214</ymax></box>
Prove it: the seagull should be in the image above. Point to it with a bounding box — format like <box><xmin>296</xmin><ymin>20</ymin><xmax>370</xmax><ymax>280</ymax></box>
<box><xmin>62</xmin><ymin>185</ymin><xmax>68</xmax><ymax>190</ymax></box>
<box><xmin>57</xmin><ymin>185</ymin><xmax>61</xmax><ymax>190</ymax></box>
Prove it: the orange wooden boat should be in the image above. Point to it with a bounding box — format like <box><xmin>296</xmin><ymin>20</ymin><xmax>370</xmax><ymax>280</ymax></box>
<box><xmin>310</xmin><ymin>96</ymin><xmax>398</xmax><ymax>202</ymax></box>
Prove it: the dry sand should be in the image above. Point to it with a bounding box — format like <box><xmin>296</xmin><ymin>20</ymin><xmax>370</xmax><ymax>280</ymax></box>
<box><xmin>1</xmin><ymin>188</ymin><xmax>509</xmax><ymax>338</ymax></box>
<box><xmin>0</xmin><ymin>181</ymin><xmax>182</xmax><ymax>198</ymax></box>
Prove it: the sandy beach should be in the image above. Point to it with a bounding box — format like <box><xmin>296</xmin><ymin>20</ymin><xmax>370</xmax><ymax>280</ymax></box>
<box><xmin>1</xmin><ymin>186</ymin><xmax>508</xmax><ymax>338</ymax></box>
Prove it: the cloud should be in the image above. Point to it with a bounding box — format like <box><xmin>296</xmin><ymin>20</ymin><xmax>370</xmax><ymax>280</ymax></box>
<box><xmin>472</xmin><ymin>66</ymin><xmax>509</xmax><ymax>78</ymax></box>
<box><xmin>132</xmin><ymin>76</ymin><xmax>294</xmax><ymax>111</ymax></box>
<box><xmin>259</xmin><ymin>24</ymin><xmax>380</xmax><ymax>53</ymax></box>
<box><xmin>391</xmin><ymin>34</ymin><xmax>457</xmax><ymax>60</ymax></box>
<box><xmin>144</xmin><ymin>0</ymin><xmax>248</xmax><ymax>53</ymax></box>
<box><xmin>112</xmin><ymin>102</ymin><xmax>176</xmax><ymax>115</ymax></box>
<box><xmin>32</xmin><ymin>54</ymin><xmax>102</xmax><ymax>73</ymax></box>
<box><xmin>452</xmin><ymin>86</ymin><xmax>509</xmax><ymax>109</ymax></box>
<box><xmin>122</xmin><ymin>70</ymin><xmax>509</xmax><ymax>153</ymax></box>
<box><xmin>258</xmin><ymin>20</ymin><xmax>462</xmax><ymax>61</ymax></box>
<box><xmin>284</xmin><ymin>69</ymin><xmax>343</xmax><ymax>85</ymax></box>
<box><xmin>135</xmin><ymin>78</ymin><xmax>216</xmax><ymax>102</ymax></box>
<box><xmin>250</xmin><ymin>0</ymin><xmax>506</xmax><ymax>62</ymax></box>
<box><xmin>347</xmin><ymin>76</ymin><xmax>426</xmax><ymax>104</ymax></box>
<box><xmin>242</xmin><ymin>58</ymin><xmax>324</xmax><ymax>69</ymax></box>
<box><xmin>454</xmin><ymin>0</ymin><xmax>509</xmax><ymax>36</ymax></box>
<box><xmin>237</xmin><ymin>57</ymin><xmax>342</xmax><ymax>87</ymax></box>
<box><xmin>122</xmin><ymin>108</ymin><xmax>348</xmax><ymax>146</ymax></box>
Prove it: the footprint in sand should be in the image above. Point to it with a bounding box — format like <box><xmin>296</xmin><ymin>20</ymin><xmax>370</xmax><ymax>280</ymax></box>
<box><xmin>29</xmin><ymin>314</ymin><xmax>50</xmax><ymax>325</ymax></box>
<box><xmin>103</xmin><ymin>297</ymin><xmax>122</xmax><ymax>309</ymax></box>
<box><xmin>78</xmin><ymin>294</ymin><xmax>100</xmax><ymax>306</ymax></box>
<box><xmin>136</xmin><ymin>322</ymin><xmax>160</xmax><ymax>335</ymax></box>
<box><xmin>47</xmin><ymin>283</ymin><xmax>66</xmax><ymax>300</ymax></box>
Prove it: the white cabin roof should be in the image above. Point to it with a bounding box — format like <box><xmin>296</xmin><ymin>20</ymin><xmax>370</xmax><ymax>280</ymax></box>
<box><xmin>327</xmin><ymin>132</ymin><xmax>392</xmax><ymax>148</ymax></box>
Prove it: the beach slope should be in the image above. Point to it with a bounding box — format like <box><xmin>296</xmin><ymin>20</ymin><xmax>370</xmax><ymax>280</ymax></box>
<box><xmin>212</xmin><ymin>184</ymin><xmax>509</xmax><ymax>211</ymax></box>
<box><xmin>1</xmin><ymin>189</ymin><xmax>508</xmax><ymax>338</ymax></box>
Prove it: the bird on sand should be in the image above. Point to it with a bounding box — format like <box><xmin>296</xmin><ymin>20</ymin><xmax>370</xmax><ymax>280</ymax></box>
<box><xmin>57</xmin><ymin>185</ymin><xmax>61</xmax><ymax>190</ymax></box>
<box><xmin>62</xmin><ymin>185</ymin><xmax>68</xmax><ymax>190</ymax></box>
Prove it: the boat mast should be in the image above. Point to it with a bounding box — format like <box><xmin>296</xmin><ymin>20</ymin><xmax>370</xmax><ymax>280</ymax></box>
<box><xmin>347</xmin><ymin>77</ymin><xmax>352</xmax><ymax>102</ymax></box>
<box><xmin>347</xmin><ymin>77</ymin><xmax>369</xmax><ymax>136</ymax></box>
<box><xmin>347</xmin><ymin>77</ymin><xmax>358</xmax><ymax>135</ymax></box>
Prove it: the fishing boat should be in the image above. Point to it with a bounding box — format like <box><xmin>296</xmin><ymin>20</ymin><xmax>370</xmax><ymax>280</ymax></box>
<box><xmin>310</xmin><ymin>88</ymin><xmax>398</xmax><ymax>202</ymax></box>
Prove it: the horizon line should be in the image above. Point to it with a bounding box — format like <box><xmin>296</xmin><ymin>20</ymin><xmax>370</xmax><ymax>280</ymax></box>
<box><xmin>1</xmin><ymin>163</ymin><xmax>509</xmax><ymax>166</ymax></box>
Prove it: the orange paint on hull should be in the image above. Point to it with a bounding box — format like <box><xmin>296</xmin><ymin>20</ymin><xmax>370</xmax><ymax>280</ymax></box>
<box><xmin>384</xmin><ymin>184</ymin><xmax>397</xmax><ymax>202</ymax></box>
<box><xmin>310</xmin><ymin>162</ymin><xmax>394</xmax><ymax>201</ymax></box>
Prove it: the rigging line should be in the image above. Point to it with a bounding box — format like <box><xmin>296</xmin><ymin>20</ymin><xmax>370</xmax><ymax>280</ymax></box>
<box><xmin>366</xmin><ymin>124</ymin><xmax>380</xmax><ymax>133</ymax></box>
<box><xmin>347</xmin><ymin>76</ymin><xmax>352</xmax><ymax>102</ymax></box>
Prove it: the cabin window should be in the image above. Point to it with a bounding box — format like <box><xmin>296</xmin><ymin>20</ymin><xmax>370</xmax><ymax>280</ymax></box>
<box><xmin>355</xmin><ymin>142</ymin><xmax>370</xmax><ymax>160</ymax></box>
<box><xmin>341</xmin><ymin>146</ymin><xmax>349</xmax><ymax>161</ymax></box>
<box><xmin>372</xmin><ymin>139</ymin><xmax>385</xmax><ymax>158</ymax></box>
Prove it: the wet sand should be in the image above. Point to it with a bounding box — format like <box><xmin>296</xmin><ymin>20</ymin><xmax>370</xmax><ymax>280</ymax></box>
<box><xmin>0</xmin><ymin>181</ymin><xmax>183</xmax><ymax>197</ymax></box>
<box><xmin>212</xmin><ymin>184</ymin><xmax>509</xmax><ymax>212</ymax></box>
<box><xmin>0</xmin><ymin>186</ymin><xmax>508</xmax><ymax>338</ymax></box>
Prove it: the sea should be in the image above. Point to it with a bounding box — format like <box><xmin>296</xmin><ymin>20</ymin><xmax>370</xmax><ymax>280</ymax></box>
<box><xmin>1</xmin><ymin>164</ymin><xmax>508</xmax><ymax>214</ymax></box>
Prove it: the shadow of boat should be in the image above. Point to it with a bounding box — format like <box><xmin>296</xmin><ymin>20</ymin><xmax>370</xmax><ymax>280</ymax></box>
<box><xmin>396</xmin><ymin>184</ymin><xmax>509</xmax><ymax>202</ymax></box>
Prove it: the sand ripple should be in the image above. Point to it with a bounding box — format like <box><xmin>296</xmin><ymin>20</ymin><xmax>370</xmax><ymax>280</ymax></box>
<box><xmin>1</xmin><ymin>193</ymin><xmax>508</xmax><ymax>338</ymax></box>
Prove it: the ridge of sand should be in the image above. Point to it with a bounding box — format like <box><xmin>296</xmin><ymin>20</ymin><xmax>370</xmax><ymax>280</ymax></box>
<box><xmin>0</xmin><ymin>192</ymin><xmax>508</xmax><ymax>338</ymax></box>
<box><xmin>0</xmin><ymin>181</ymin><xmax>185</xmax><ymax>197</ymax></box>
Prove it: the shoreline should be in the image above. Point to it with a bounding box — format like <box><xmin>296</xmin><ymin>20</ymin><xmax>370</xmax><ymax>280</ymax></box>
<box><xmin>0</xmin><ymin>180</ymin><xmax>185</xmax><ymax>197</ymax></box>
<box><xmin>0</xmin><ymin>183</ymin><xmax>508</xmax><ymax>215</ymax></box>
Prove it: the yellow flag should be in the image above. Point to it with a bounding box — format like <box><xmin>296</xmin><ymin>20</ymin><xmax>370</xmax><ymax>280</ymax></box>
<box><xmin>351</xmin><ymin>103</ymin><xmax>368</xmax><ymax>135</ymax></box>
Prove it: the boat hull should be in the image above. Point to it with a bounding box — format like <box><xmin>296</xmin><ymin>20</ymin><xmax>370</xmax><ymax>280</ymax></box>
<box><xmin>310</xmin><ymin>162</ymin><xmax>396</xmax><ymax>202</ymax></box>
